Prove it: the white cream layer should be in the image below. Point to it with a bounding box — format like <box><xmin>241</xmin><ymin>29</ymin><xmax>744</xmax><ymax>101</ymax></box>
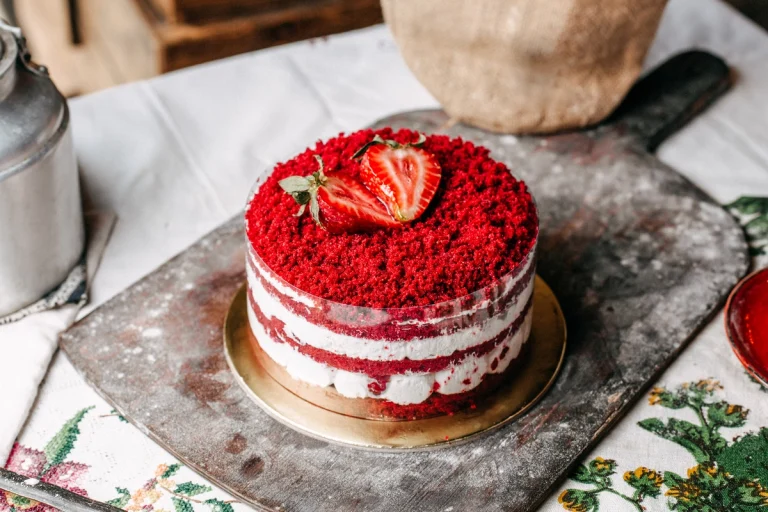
<box><xmin>246</xmin><ymin>253</ymin><xmax>535</xmax><ymax>361</ymax></box>
<box><xmin>248</xmin><ymin>300</ymin><xmax>532</xmax><ymax>404</ymax></box>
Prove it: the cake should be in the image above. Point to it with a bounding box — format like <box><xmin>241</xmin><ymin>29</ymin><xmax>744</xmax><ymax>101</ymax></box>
<box><xmin>244</xmin><ymin>128</ymin><xmax>538</xmax><ymax>420</ymax></box>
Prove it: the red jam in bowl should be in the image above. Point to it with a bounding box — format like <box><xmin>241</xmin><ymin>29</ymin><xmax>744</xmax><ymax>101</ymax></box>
<box><xmin>726</xmin><ymin>268</ymin><xmax>768</xmax><ymax>384</ymax></box>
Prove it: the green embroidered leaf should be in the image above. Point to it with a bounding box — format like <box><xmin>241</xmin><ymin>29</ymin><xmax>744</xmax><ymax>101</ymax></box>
<box><xmin>745</xmin><ymin>215</ymin><xmax>768</xmax><ymax>240</ymax></box>
<box><xmin>727</xmin><ymin>196</ymin><xmax>768</xmax><ymax>216</ymax></box>
<box><xmin>746</xmin><ymin>372</ymin><xmax>768</xmax><ymax>393</ymax></box>
<box><xmin>637</xmin><ymin>418</ymin><xmax>667</xmax><ymax>437</ymax></box>
<box><xmin>174</xmin><ymin>482</ymin><xmax>212</xmax><ymax>497</ymax></box>
<box><xmin>666</xmin><ymin>463</ymin><xmax>764</xmax><ymax>512</ymax></box>
<box><xmin>638</xmin><ymin>418</ymin><xmax>712</xmax><ymax>463</ymax></box>
<box><xmin>204</xmin><ymin>498</ymin><xmax>235</xmax><ymax>512</ymax></box>
<box><xmin>109</xmin><ymin>409</ymin><xmax>129</xmax><ymax>424</ymax></box>
<box><xmin>667</xmin><ymin>418</ymin><xmax>719</xmax><ymax>461</ymax></box>
<box><xmin>173</xmin><ymin>497</ymin><xmax>195</xmax><ymax>512</ymax></box>
<box><xmin>8</xmin><ymin>493</ymin><xmax>34</xmax><ymax>507</ymax></box>
<box><xmin>557</xmin><ymin>489</ymin><xmax>599</xmax><ymax>512</ymax></box>
<box><xmin>727</xmin><ymin>196</ymin><xmax>768</xmax><ymax>256</ymax></box>
<box><xmin>663</xmin><ymin>471</ymin><xmax>685</xmax><ymax>488</ymax></box>
<box><xmin>734</xmin><ymin>480</ymin><xmax>767</xmax><ymax>505</ymax></box>
<box><xmin>570</xmin><ymin>464</ymin><xmax>597</xmax><ymax>484</ymax></box>
<box><xmin>106</xmin><ymin>487</ymin><xmax>131</xmax><ymax>508</ymax></box>
<box><xmin>42</xmin><ymin>406</ymin><xmax>94</xmax><ymax>473</ymax></box>
<box><xmin>162</xmin><ymin>463</ymin><xmax>183</xmax><ymax>479</ymax></box>
<box><xmin>707</xmin><ymin>401</ymin><xmax>748</xmax><ymax>428</ymax></box>
<box><xmin>716</xmin><ymin>428</ymin><xmax>768</xmax><ymax>482</ymax></box>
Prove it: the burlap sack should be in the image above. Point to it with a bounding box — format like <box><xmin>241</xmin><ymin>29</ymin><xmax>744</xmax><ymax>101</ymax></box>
<box><xmin>381</xmin><ymin>0</ymin><xmax>669</xmax><ymax>134</ymax></box>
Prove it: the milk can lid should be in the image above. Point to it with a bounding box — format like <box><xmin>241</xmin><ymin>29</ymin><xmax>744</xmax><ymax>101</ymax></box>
<box><xmin>0</xmin><ymin>22</ymin><xmax>67</xmax><ymax>182</ymax></box>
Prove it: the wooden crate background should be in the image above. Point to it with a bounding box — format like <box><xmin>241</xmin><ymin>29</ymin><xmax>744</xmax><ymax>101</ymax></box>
<box><xmin>18</xmin><ymin>0</ymin><xmax>382</xmax><ymax>96</ymax></box>
<box><xmin>147</xmin><ymin>0</ymin><xmax>318</xmax><ymax>23</ymax></box>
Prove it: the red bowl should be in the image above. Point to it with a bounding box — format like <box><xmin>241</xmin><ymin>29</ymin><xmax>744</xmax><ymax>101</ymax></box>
<box><xmin>725</xmin><ymin>268</ymin><xmax>768</xmax><ymax>386</ymax></box>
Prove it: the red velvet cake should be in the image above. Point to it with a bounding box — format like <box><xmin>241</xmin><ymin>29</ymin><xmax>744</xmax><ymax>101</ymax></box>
<box><xmin>244</xmin><ymin>128</ymin><xmax>538</xmax><ymax>419</ymax></box>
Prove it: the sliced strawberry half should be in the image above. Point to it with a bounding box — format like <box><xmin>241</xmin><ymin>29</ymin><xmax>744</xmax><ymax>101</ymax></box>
<box><xmin>355</xmin><ymin>134</ymin><xmax>441</xmax><ymax>222</ymax></box>
<box><xmin>279</xmin><ymin>155</ymin><xmax>399</xmax><ymax>233</ymax></box>
<box><xmin>317</xmin><ymin>174</ymin><xmax>400</xmax><ymax>233</ymax></box>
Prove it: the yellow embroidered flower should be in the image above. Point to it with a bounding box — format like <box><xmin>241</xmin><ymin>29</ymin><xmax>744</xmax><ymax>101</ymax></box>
<box><xmin>624</xmin><ymin>467</ymin><xmax>663</xmax><ymax>498</ymax></box>
<box><xmin>686</xmin><ymin>463</ymin><xmax>718</xmax><ymax>478</ymax></box>
<box><xmin>726</xmin><ymin>404</ymin><xmax>745</xmax><ymax>416</ymax></box>
<box><xmin>666</xmin><ymin>481</ymin><xmax>701</xmax><ymax>502</ymax></box>
<box><xmin>127</xmin><ymin>487</ymin><xmax>163</xmax><ymax>511</ymax></box>
<box><xmin>592</xmin><ymin>457</ymin><xmax>612</xmax><ymax>473</ymax></box>
<box><xmin>744</xmin><ymin>481</ymin><xmax>768</xmax><ymax>504</ymax></box>
<box><xmin>158</xmin><ymin>478</ymin><xmax>176</xmax><ymax>490</ymax></box>
<box><xmin>624</xmin><ymin>467</ymin><xmax>663</xmax><ymax>486</ymax></box>
<box><xmin>155</xmin><ymin>463</ymin><xmax>169</xmax><ymax>477</ymax></box>
<box><xmin>3</xmin><ymin>491</ymin><xmax>38</xmax><ymax>510</ymax></box>
<box><xmin>744</xmin><ymin>481</ymin><xmax>764</xmax><ymax>492</ymax></box>
<box><xmin>558</xmin><ymin>490</ymin><xmax>589</xmax><ymax>512</ymax></box>
<box><xmin>648</xmin><ymin>387</ymin><xmax>665</xmax><ymax>405</ymax></box>
<box><xmin>693</xmin><ymin>379</ymin><xmax>722</xmax><ymax>392</ymax></box>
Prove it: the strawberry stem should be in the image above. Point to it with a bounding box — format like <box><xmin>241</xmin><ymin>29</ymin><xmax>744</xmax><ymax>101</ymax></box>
<box><xmin>352</xmin><ymin>132</ymin><xmax>427</xmax><ymax>159</ymax></box>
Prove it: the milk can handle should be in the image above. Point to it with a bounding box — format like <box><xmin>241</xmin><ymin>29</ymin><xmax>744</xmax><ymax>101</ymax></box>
<box><xmin>0</xmin><ymin>19</ymin><xmax>49</xmax><ymax>77</ymax></box>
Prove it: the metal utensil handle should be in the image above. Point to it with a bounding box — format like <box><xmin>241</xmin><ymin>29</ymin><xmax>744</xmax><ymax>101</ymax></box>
<box><xmin>0</xmin><ymin>467</ymin><xmax>123</xmax><ymax>512</ymax></box>
<box><xmin>0</xmin><ymin>19</ymin><xmax>48</xmax><ymax>76</ymax></box>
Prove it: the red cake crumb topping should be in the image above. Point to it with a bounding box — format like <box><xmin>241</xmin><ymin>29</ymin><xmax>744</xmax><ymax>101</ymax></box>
<box><xmin>245</xmin><ymin>128</ymin><xmax>538</xmax><ymax>309</ymax></box>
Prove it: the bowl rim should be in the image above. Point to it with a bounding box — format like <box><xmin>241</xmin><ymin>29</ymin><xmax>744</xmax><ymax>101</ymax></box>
<box><xmin>724</xmin><ymin>267</ymin><xmax>768</xmax><ymax>386</ymax></box>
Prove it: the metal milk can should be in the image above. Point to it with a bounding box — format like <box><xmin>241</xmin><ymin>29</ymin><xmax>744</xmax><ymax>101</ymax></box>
<box><xmin>0</xmin><ymin>21</ymin><xmax>84</xmax><ymax>317</ymax></box>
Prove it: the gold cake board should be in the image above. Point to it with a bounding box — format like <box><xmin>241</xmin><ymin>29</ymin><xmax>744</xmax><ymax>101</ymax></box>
<box><xmin>223</xmin><ymin>276</ymin><xmax>566</xmax><ymax>450</ymax></box>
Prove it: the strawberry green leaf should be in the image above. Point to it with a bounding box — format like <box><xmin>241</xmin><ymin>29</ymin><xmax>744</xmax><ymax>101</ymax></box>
<box><xmin>291</xmin><ymin>191</ymin><xmax>311</xmax><ymax>206</ymax></box>
<box><xmin>279</xmin><ymin>176</ymin><xmax>311</xmax><ymax>194</ymax></box>
<box><xmin>410</xmin><ymin>132</ymin><xmax>427</xmax><ymax>147</ymax></box>
<box><xmin>309</xmin><ymin>194</ymin><xmax>321</xmax><ymax>226</ymax></box>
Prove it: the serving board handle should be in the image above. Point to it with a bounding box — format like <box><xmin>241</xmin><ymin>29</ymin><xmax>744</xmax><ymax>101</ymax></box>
<box><xmin>608</xmin><ymin>50</ymin><xmax>731</xmax><ymax>151</ymax></box>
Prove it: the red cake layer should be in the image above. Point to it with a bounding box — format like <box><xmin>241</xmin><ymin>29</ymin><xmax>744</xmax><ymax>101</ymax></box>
<box><xmin>245</xmin><ymin>128</ymin><xmax>538</xmax><ymax>309</ymax></box>
<box><xmin>248</xmin><ymin>287</ymin><xmax>532</xmax><ymax>376</ymax></box>
<box><xmin>248</xmin><ymin>249</ymin><xmax>536</xmax><ymax>341</ymax></box>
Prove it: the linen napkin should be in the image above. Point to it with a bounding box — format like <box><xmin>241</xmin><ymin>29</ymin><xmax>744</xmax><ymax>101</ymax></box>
<box><xmin>0</xmin><ymin>212</ymin><xmax>115</xmax><ymax>463</ymax></box>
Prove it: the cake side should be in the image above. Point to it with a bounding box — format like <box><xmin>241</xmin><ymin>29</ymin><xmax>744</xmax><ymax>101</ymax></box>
<box><xmin>244</xmin><ymin>248</ymin><xmax>535</xmax><ymax>407</ymax></box>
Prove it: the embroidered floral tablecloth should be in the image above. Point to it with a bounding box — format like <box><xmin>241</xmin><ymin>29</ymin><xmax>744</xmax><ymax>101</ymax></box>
<box><xmin>4</xmin><ymin>1</ymin><xmax>768</xmax><ymax>511</ymax></box>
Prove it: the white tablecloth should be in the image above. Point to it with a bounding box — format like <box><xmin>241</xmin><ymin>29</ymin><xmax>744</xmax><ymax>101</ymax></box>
<box><xmin>5</xmin><ymin>0</ymin><xmax>768</xmax><ymax>511</ymax></box>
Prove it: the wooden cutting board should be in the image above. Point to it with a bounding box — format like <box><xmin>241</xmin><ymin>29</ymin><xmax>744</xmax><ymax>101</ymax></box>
<box><xmin>60</xmin><ymin>50</ymin><xmax>749</xmax><ymax>512</ymax></box>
